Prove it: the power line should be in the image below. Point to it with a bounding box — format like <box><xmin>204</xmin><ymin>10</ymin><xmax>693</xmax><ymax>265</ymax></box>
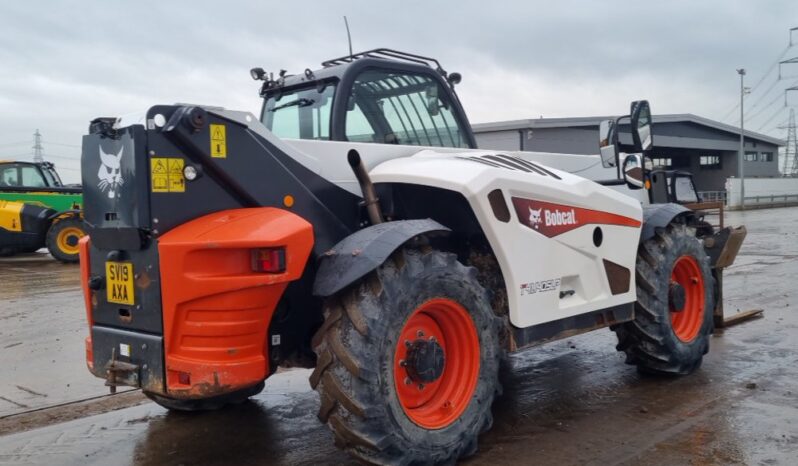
<box><xmin>0</xmin><ymin>140</ymin><xmax>32</xmax><ymax>149</ymax></box>
<box><xmin>720</xmin><ymin>43</ymin><xmax>794</xmax><ymax>121</ymax></box>
<box><xmin>18</xmin><ymin>152</ymin><xmax>79</xmax><ymax>161</ymax></box>
<box><xmin>42</xmin><ymin>140</ymin><xmax>81</xmax><ymax>149</ymax></box>
<box><xmin>738</xmin><ymin>75</ymin><xmax>784</xmax><ymax>116</ymax></box>
<box><xmin>756</xmin><ymin>105</ymin><xmax>790</xmax><ymax>132</ymax></box>
<box><xmin>746</xmin><ymin>92</ymin><xmax>785</xmax><ymax>122</ymax></box>
<box><xmin>2</xmin><ymin>152</ymin><xmax>33</xmax><ymax>159</ymax></box>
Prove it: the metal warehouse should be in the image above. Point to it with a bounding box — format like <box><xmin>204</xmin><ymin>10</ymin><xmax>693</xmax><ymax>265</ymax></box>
<box><xmin>473</xmin><ymin>114</ymin><xmax>785</xmax><ymax>194</ymax></box>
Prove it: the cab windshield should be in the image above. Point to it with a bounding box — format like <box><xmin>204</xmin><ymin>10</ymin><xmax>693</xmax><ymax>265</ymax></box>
<box><xmin>262</xmin><ymin>84</ymin><xmax>336</xmax><ymax>140</ymax></box>
<box><xmin>345</xmin><ymin>69</ymin><xmax>468</xmax><ymax>148</ymax></box>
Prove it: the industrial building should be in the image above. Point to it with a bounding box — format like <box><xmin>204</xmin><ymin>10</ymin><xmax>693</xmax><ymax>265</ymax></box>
<box><xmin>472</xmin><ymin>114</ymin><xmax>785</xmax><ymax>193</ymax></box>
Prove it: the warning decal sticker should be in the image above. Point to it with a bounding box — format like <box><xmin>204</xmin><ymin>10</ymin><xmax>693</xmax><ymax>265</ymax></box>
<box><xmin>150</xmin><ymin>157</ymin><xmax>185</xmax><ymax>193</ymax></box>
<box><xmin>210</xmin><ymin>124</ymin><xmax>227</xmax><ymax>158</ymax></box>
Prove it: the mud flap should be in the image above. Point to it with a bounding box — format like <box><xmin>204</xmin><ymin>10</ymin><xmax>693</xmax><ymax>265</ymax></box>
<box><xmin>312</xmin><ymin>219</ymin><xmax>450</xmax><ymax>297</ymax></box>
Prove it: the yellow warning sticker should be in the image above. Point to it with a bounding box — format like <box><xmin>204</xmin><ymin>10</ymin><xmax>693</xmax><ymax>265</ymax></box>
<box><xmin>167</xmin><ymin>158</ymin><xmax>185</xmax><ymax>193</ymax></box>
<box><xmin>210</xmin><ymin>124</ymin><xmax>227</xmax><ymax>158</ymax></box>
<box><xmin>150</xmin><ymin>157</ymin><xmax>185</xmax><ymax>193</ymax></box>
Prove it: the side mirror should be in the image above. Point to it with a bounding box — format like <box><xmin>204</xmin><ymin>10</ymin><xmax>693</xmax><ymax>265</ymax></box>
<box><xmin>630</xmin><ymin>100</ymin><xmax>653</xmax><ymax>152</ymax></box>
<box><xmin>622</xmin><ymin>154</ymin><xmax>644</xmax><ymax>190</ymax></box>
<box><xmin>598</xmin><ymin>119</ymin><xmax>618</xmax><ymax>168</ymax></box>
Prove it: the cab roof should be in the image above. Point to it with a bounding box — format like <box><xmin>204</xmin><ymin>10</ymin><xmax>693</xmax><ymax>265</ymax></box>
<box><xmin>255</xmin><ymin>48</ymin><xmax>456</xmax><ymax>96</ymax></box>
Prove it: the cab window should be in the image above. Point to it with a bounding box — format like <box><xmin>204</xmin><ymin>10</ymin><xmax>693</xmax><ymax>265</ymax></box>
<box><xmin>21</xmin><ymin>166</ymin><xmax>46</xmax><ymax>187</ymax></box>
<box><xmin>0</xmin><ymin>165</ymin><xmax>20</xmax><ymax>186</ymax></box>
<box><xmin>263</xmin><ymin>83</ymin><xmax>336</xmax><ymax>140</ymax></box>
<box><xmin>345</xmin><ymin>69</ymin><xmax>468</xmax><ymax>148</ymax></box>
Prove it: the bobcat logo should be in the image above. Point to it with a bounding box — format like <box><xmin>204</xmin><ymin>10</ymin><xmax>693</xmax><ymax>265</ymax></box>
<box><xmin>528</xmin><ymin>207</ymin><xmax>542</xmax><ymax>229</ymax></box>
<box><xmin>98</xmin><ymin>147</ymin><xmax>124</xmax><ymax>199</ymax></box>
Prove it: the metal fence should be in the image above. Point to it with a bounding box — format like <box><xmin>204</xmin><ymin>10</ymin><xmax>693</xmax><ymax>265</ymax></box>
<box><xmin>742</xmin><ymin>193</ymin><xmax>798</xmax><ymax>208</ymax></box>
<box><xmin>698</xmin><ymin>191</ymin><xmax>727</xmax><ymax>204</ymax></box>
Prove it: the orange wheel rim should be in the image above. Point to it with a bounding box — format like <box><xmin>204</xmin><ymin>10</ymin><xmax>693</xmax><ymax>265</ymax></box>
<box><xmin>56</xmin><ymin>226</ymin><xmax>85</xmax><ymax>255</ymax></box>
<box><xmin>393</xmin><ymin>298</ymin><xmax>480</xmax><ymax>429</ymax></box>
<box><xmin>669</xmin><ymin>255</ymin><xmax>705</xmax><ymax>342</ymax></box>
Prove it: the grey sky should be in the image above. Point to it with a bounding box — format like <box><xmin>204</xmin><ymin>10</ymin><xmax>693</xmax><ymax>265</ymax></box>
<box><xmin>1</xmin><ymin>1</ymin><xmax>796</xmax><ymax>182</ymax></box>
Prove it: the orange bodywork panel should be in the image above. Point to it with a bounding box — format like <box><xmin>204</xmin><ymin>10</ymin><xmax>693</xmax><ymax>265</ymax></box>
<box><xmin>78</xmin><ymin>235</ymin><xmax>94</xmax><ymax>370</ymax></box>
<box><xmin>157</xmin><ymin>207</ymin><xmax>313</xmax><ymax>399</ymax></box>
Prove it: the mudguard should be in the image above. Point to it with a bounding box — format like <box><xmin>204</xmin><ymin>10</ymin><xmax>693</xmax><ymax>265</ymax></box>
<box><xmin>313</xmin><ymin>219</ymin><xmax>451</xmax><ymax>297</ymax></box>
<box><xmin>640</xmin><ymin>203</ymin><xmax>691</xmax><ymax>243</ymax></box>
<box><xmin>49</xmin><ymin>209</ymin><xmax>82</xmax><ymax>222</ymax></box>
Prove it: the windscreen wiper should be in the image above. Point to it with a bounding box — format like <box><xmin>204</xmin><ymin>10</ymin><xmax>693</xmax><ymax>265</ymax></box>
<box><xmin>269</xmin><ymin>98</ymin><xmax>315</xmax><ymax>112</ymax></box>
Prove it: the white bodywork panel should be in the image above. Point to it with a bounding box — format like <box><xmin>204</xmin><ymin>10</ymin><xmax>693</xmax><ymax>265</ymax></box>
<box><xmin>369</xmin><ymin>151</ymin><xmax>642</xmax><ymax>328</ymax></box>
<box><xmin>223</xmin><ymin>110</ymin><xmax>644</xmax><ymax>329</ymax></box>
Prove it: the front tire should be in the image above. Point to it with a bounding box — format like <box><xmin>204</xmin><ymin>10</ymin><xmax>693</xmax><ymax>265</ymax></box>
<box><xmin>614</xmin><ymin>223</ymin><xmax>715</xmax><ymax>375</ymax></box>
<box><xmin>311</xmin><ymin>248</ymin><xmax>502</xmax><ymax>465</ymax></box>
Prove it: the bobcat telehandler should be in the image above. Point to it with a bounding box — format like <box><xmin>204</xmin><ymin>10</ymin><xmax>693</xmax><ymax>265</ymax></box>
<box><xmin>79</xmin><ymin>49</ymin><xmax>744</xmax><ymax>465</ymax></box>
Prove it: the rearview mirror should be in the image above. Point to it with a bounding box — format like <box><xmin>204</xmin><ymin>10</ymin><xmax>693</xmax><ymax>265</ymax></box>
<box><xmin>598</xmin><ymin>119</ymin><xmax>618</xmax><ymax>168</ymax></box>
<box><xmin>426</xmin><ymin>86</ymin><xmax>440</xmax><ymax>116</ymax></box>
<box><xmin>622</xmin><ymin>154</ymin><xmax>644</xmax><ymax>190</ymax></box>
<box><xmin>630</xmin><ymin>100</ymin><xmax>653</xmax><ymax>152</ymax></box>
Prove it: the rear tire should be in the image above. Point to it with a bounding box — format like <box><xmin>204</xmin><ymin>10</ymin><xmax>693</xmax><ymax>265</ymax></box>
<box><xmin>144</xmin><ymin>381</ymin><xmax>265</xmax><ymax>412</ymax></box>
<box><xmin>311</xmin><ymin>248</ymin><xmax>502</xmax><ymax>465</ymax></box>
<box><xmin>614</xmin><ymin>223</ymin><xmax>715</xmax><ymax>375</ymax></box>
<box><xmin>46</xmin><ymin>217</ymin><xmax>86</xmax><ymax>263</ymax></box>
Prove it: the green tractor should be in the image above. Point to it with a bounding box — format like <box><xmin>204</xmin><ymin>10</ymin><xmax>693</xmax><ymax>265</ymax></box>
<box><xmin>0</xmin><ymin>160</ymin><xmax>85</xmax><ymax>262</ymax></box>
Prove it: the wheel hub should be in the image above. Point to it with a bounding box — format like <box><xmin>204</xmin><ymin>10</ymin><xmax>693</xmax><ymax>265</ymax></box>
<box><xmin>405</xmin><ymin>338</ymin><xmax>445</xmax><ymax>383</ymax></box>
<box><xmin>669</xmin><ymin>282</ymin><xmax>686</xmax><ymax>312</ymax></box>
<box><xmin>393</xmin><ymin>298</ymin><xmax>481</xmax><ymax>429</ymax></box>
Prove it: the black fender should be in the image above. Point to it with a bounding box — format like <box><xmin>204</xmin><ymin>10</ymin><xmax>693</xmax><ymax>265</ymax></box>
<box><xmin>48</xmin><ymin>209</ymin><xmax>82</xmax><ymax>222</ymax></box>
<box><xmin>640</xmin><ymin>203</ymin><xmax>691</xmax><ymax>243</ymax></box>
<box><xmin>312</xmin><ymin>219</ymin><xmax>451</xmax><ymax>297</ymax></box>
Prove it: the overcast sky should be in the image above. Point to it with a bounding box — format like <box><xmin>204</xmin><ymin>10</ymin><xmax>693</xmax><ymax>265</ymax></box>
<box><xmin>1</xmin><ymin>1</ymin><xmax>796</xmax><ymax>182</ymax></box>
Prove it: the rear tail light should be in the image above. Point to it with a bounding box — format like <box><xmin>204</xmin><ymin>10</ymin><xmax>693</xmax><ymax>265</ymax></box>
<box><xmin>251</xmin><ymin>247</ymin><xmax>286</xmax><ymax>273</ymax></box>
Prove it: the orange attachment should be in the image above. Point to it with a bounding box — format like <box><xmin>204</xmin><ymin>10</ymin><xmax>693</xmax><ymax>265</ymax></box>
<box><xmin>158</xmin><ymin>207</ymin><xmax>313</xmax><ymax>398</ymax></box>
<box><xmin>78</xmin><ymin>236</ymin><xmax>94</xmax><ymax>369</ymax></box>
<box><xmin>393</xmin><ymin>298</ymin><xmax>480</xmax><ymax>429</ymax></box>
<box><xmin>670</xmin><ymin>255</ymin><xmax>705</xmax><ymax>342</ymax></box>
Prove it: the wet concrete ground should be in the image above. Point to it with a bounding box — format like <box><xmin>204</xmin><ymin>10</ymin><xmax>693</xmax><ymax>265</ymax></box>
<box><xmin>0</xmin><ymin>252</ymin><xmax>133</xmax><ymax>419</ymax></box>
<box><xmin>0</xmin><ymin>208</ymin><xmax>796</xmax><ymax>465</ymax></box>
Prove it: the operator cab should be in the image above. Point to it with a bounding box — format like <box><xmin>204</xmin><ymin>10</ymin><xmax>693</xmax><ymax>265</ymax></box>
<box><xmin>253</xmin><ymin>49</ymin><xmax>476</xmax><ymax>149</ymax></box>
<box><xmin>0</xmin><ymin>161</ymin><xmax>63</xmax><ymax>188</ymax></box>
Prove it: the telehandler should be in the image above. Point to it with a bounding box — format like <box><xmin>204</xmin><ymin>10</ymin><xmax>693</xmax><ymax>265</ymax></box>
<box><xmin>79</xmin><ymin>49</ymin><xmax>743</xmax><ymax>465</ymax></box>
<box><xmin>0</xmin><ymin>160</ymin><xmax>85</xmax><ymax>262</ymax></box>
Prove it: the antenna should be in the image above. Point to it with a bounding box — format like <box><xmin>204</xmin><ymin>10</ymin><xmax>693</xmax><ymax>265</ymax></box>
<box><xmin>343</xmin><ymin>16</ymin><xmax>353</xmax><ymax>61</ymax></box>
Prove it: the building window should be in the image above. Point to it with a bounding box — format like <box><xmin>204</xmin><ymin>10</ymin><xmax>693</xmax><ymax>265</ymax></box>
<box><xmin>761</xmin><ymin>152</ymin><xmax>773</xmax><ymax>162</ymax></box>
<box><xmin>652</xmin><ymin>157</ymin><xmax>672</xmax><ymax>168</ymax></box>
<box><xmin>744</xmin><ymin>151</ymin><xmax>758</xmax><ymax>162</ymax></box>
<box><xmin>699</xmin><ymin>155</ymin><xmax>721</xmax><ymax>169</ymax></box>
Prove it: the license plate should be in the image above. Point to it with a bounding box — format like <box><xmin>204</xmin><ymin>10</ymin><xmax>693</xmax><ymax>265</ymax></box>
<box><xmin>106</xmin><ymin>261</ymin><xmax>134</xmax><ymax>305</ymax></box>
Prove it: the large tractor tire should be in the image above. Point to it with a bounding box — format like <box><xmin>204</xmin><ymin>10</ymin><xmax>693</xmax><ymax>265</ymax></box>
<box><xmin>311</xmin><ymin>248</ymin><xmax>502</xmax><ymax>465</ymax></box>
<box><xmin>144</xmin><ymin>382</ymin><xmax>265</xmax><ymax>412</ymax></box>
<box><xmin>46</xmin><ymin>216</ymin><xmax>85</xmax><ymax>263</ymax></box>
<box><xmin>614</xmin><ymin>223</ymin><xmax>715</xmax><ymax>375</ymax></box>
